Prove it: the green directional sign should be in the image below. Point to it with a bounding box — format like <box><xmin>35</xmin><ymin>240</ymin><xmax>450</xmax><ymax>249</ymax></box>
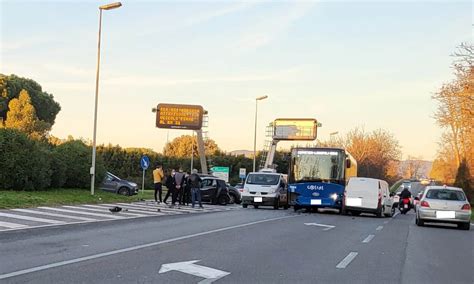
<box><xmin>211</xmin><ymin>166</ymin><xmax>229</xmax><ymax>182</ymax></box>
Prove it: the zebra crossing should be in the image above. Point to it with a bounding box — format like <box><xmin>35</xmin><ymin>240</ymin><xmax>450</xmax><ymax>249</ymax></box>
<box><xmin>0</xmin><ymin>201</ymin><xmax>241</xmax><ymax>232</ymax></box>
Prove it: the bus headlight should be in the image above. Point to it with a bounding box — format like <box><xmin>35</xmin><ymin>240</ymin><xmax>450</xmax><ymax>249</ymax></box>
<box><xmin>330</xmin><ymin>193</ymin><xmax>338</xmax><ymax>201</ymax></box>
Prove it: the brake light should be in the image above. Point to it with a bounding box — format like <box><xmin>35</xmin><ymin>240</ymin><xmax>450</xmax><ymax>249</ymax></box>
<box><xmin>420</xmin><ymin>201</ymin><xmax>430</xmax><ymax>207</ymax></box>
<box><xmin>461</xmin><ymin>204</ymin><xmax>471</xmax><ymax>210</ymax></box>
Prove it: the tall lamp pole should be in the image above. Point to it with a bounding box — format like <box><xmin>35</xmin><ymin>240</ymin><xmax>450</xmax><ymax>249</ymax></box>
<box><xmin>253</xmin><ymin>95</ymin><xmax>268</xmax><ymax>172</ymax></box>
<box><xmin>90</xmin><ymin>2</ymin><xmax>122</xmax><ymax>196</ymax></box>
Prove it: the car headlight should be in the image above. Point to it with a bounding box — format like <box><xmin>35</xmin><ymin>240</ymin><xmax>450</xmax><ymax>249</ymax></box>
<box><xmin>331</xmin><ymin>193</ymin><xmax>338</xmax><ymax>201</ymax></box>
<box><xmin>129</xmin><ymin>182</ymin><xmax>137</xmax><ymax>187</ymax></box>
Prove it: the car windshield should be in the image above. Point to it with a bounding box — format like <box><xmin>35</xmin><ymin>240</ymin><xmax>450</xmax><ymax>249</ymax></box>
<box><xmin>107</xmin><ymin>172</ymin><xmax>121</xmax><ymax>180</ymax></box>
<box><xmin>246</xmin><ymin>174</ymin><xmax>279</xmax><ymax>185</ymax></box>
<box><xmin>425</xmin><ymin>189</ymin><xmax>466</xmax><ymax>201</ymax></box>
<box><xmin>291</xmin><ymin>149</ymin><xmax>344</xmax><ymax>182</ymax></box>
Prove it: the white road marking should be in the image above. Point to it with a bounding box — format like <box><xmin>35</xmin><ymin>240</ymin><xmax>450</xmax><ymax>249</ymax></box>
<box><xmin>376</xmin><ymin>226</ymin><xmax>383</xmax><ymax>231</ymax></box>
<box><xmin>0</xmin><ymin>215</ymin><xmax>297</xmax><ymax>280</ymax></box>
<box><xmin>0</xmin><ymin>212</ymin><xmax>65</xmax><ymax>224</ymax></box>
<box><xmin>38</xmin><ymin>207</ymin><xmax>125</xmax><ymax>219</ymax></box>
<box><xmin>159</xmin><ymin>260</ymin><xmax>230</xmax><ymax>283</ymax></box>
<box><xmin>11</xmin><ymin>209</ymin><xmax>97</xmax><ymax>222</ymax></box>
<box><xmin>62</xmin><ymin>205</ymin><xmax>147</xmax><ymax>217</ymax></box>
<box><xmin>114</xmin><ymin>203</ymin><xmax>187</xmax><ymax>214</ymax></box>
<box><xmin>81</xmin><ymin>204</ymin><xmax>165</xmax><ymax>216</ymax></box>
<box><xmin>383</xmin><ymin>221</ymin><xmax>389</xmax><ymax>224</ymax></box>
<box><xmin>393</xmin><ymin>212</ymin><xmax>400</xmax><ymax>218</ymax></box>
<box><xmin>304</xmin><ymin>223</ymin><xmax>335</xmax><ymax>231</ymax></box>
<box><xmin>362</xmin><ymin>235</ymin><xmax>375</xmax><ymax>243</ymax></box>
<box><xmin>0</xmin><ymin>221</ymin><xmax>28</xmax><ymax>229</ymax></box>
<box><xmin>336</xmin><ymin>252</ymin><xmax>358</xmax><ymax>269</ymax></box>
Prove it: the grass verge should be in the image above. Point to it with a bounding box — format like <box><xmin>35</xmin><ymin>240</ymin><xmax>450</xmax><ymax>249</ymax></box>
<box><xmin>0</xmin><ymin>188</ymin><xmax>166</xmax><ymax>209</ymax></box>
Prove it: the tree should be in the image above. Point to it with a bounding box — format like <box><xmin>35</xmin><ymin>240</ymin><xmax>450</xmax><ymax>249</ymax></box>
<box><xmin>432</xmin><ymin>43</ymin><xmax>474</xmax><ymax>177</ymax></box>
<box><xmin>454</xmin><ymin>159</ymin><xmax>473</xmax><ymax>202</ymax></box>
<box><xmin>402</xmin><ymin>155</ymin><xmax>424</xmax><ymax>179</ymax></box>
<box><xmin>163</xmin><ymin>135</ymin><xmax>220</xmax><ymax>158</ymax></box>
<box><xmin>0</xmin><ymin>74</ymin><xmax>61</xmax><ymax>126</ymax></box>
<box><xmin>4</xmin><ymin>90</ymin><xmax>51</xmax><ymax>139</ymax></box>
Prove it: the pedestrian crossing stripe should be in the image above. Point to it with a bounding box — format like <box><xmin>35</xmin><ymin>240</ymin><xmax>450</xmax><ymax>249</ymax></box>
<box><xmin>0</xmin><ymin>201</ymin><xmax>241</xmax><ymax>232</ymax></box>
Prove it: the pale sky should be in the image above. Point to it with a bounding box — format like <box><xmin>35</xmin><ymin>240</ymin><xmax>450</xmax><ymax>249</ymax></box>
<box><xmin>1</xmin><ymin>0</ymin><xmax>471</xmax><ymax>160</ymax></box>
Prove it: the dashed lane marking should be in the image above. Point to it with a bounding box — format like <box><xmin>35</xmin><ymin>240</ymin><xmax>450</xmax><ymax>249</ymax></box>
<box><xmin>336</xmin><ymin>252</ymin><xmax>358</xmax><ymax>269</ymax></box>
<box><xmin>376</xmin><ymin>226</ymin><xmax>383</xmax><ymax>231</ymax></box>
<box><xmin>362</xmin><ymin>234</ymin><xmax>375</xmax><ymax>243</ymax></box>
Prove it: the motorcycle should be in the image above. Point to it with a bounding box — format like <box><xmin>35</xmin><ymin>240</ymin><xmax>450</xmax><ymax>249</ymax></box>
<box><xmin>399</xmin><ymin>197</ymin><xmax>411</xmax><ymax>214</ymax></box>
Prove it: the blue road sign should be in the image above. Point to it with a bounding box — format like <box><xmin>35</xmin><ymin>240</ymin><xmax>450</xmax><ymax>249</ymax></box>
<box><xmin>140</xmin><ymin>156</ymin><xmax>150</xmax><ymax>170</ymax></box>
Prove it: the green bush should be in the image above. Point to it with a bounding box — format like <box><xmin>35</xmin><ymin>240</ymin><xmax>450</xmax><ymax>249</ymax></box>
<box><xmin>0</xmin><ymin>128</ymin><xmax>51</xmax><ymax>190</ymax></box>
<box><xmin>54</xmin><ymin>140</ymin><xmax>105</xmax><ymax>188</ymax></box>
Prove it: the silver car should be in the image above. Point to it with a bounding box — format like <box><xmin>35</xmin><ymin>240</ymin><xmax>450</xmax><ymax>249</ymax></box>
<box><xmin>415</xmin><ymin>185</ymin><xmax>471</xmax><ymax>230</ymax></box>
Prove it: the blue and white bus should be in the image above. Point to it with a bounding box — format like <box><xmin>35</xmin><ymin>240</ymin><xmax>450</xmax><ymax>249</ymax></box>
<box><xmin>288</xmin><ymin>147</ymin><xmax>357</xmax><ymax>212</ymax></box>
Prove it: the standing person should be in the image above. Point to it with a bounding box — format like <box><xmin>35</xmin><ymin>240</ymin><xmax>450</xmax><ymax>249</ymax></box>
<box><xmin>173</xmin><ymin>168</ymin><xmax>186</xmax><ymax>207</ymax></box>
<box><xmin>152</xmin><ymin>165</ymin><xmax>164</xmax><ymax>204</ymax></box>
<box><xmin>163</xmin><ymin>169</ymin><xmax>176</xmax><ymax>205</ymax></box>
<box><xmin>189</xmin><ymin>169</ymin><xmax>203</xmax><ymax>208</ymax></box>
<box><xmin>182</xmin><ymin>171</ymin><xmax>191</xmax><ymax>206</ymax></box>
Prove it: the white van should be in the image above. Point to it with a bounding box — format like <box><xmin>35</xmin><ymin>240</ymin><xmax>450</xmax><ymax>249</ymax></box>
<box><xmin>241</xmin><ymin>172</ymin><xmax>288</xmax><ymax>210</ymax></box>
<box><xmin>343</xmin><ymin>177</ymin><xmax>394</xmax><ymax>217</ymax></box>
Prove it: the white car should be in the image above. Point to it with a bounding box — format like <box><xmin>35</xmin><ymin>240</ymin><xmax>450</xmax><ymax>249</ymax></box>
<box><xmin>343</xmin><ymin>177</ymin><xmax>395</xmax><ymax>217</ymax></box>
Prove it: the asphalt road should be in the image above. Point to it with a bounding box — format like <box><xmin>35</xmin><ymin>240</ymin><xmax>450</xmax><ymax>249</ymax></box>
<box><xmin>0</xmin><ymin>207</ymin><xmax>472</xmax><ymax>284</ymax></box>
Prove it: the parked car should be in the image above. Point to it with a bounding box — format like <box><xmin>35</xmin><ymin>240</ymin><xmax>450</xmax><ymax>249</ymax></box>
<box><xmin>343</xmin><ymin>177</ymin><xmax>394</xmax><ymax>217</ymax></box>
<box><xmin>241</xmin><ymin>171</ymin><xmax>288</xmax><ymax>209</ymax></box>
<box><xmin>198</xmin><ymin>175</ymin><xmax>230</xmax><ymax>205</ymax></box>
<box><xmin>226</xmin><ymin>183</ymin><xmax>242</xmax><ymax>204</ymax></box>
<box><xmin>100</xmin><ymin>172</ymin><xmax>138</xmax><ymax>196</ymax></box>
<box><xmin>415</xmin><ymin>185</ymin><xmax>471</xmax><ymax>230</ymax></box>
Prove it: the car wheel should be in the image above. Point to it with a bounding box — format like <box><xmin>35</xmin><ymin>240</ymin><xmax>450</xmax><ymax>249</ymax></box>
<box><xmin>293</xmin><ymin>205</ymin><xmax>299</xmax><ymax>212</ymax></box>
<box><xmin>228</xmin><ymin>194</ymin><xmax>236</xmax><ymax>204</ymax></box>
<box><xmin>273</xmin><ymin>199</ymin><xmax>280</xmax><ymax>210</ymax></box>
<box><xmin>118</xmin><ymin>187</ymin><xmax>130</xmax><ymax>196</ymax></box>
<box><xmin>242</xmin><ymin>204</ymin><xmax>248</xmax><ymax>208</ymax></box>
<box><xmin>376</xmin><ymin>206</ymin><xmax>383</xmax><ymax>218</ymax></box>
<box><xmin>253</xmin><ymin>205</ymin><xmax>259</xmax><ymax>209</ymax></box>
<box><xmin>458</xmin><ymin>222</ymin><xmax>470</xmax><ymax>230</ymax></box>
<box><xmin>391</xmin><ymin>205</ymin><xmax>396</xmax><ymax>216</ymax></box>
<box><xmin>351</xmin><ymin>211</ymin><xmax>361</xmax><ymax>216</ymax></box>
<box><xmin>416</xmin><ymin>216</ymin><xmax>424</xmax><ymax>226</ymax></box>
<box><xmin>218</xmin><ymin>195</ymin><xmax>228</xmax><ymax>206</ymax></box>
<box><xmin>283</xmin><ymin>204</ymin><xmax>289</xmax><ymax>210</ymax></box>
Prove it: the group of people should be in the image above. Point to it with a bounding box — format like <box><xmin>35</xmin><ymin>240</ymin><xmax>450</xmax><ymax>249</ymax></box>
<box><xmin>152</xmin><ymin>165</ymin><xmax>203</xmax><ymax>208</ymax></box>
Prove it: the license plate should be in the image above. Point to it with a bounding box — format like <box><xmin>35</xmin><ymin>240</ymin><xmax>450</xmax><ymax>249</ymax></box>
<box><xmin>404</xmin><ymin>204</ymin><xmax>408</xmax><ymax>209</ymax></box>
<box><xmin>254</xmin><ymin>197</ymin><xmax>262</xmax><ymax>203</ymax></box>
<box><xmin>311</xmin><ymin>199</ymin><xmax>321</xmax><ymax>205</ymax></box>
<box><xmin>436</xmin><ymin>211</ymin><xmax>455</xmax><ymax>219</ymax></box>
<box><xmin>346</xmin><ymin>198</ymin><xmax>362</xmax><ymax>206</ymax></box>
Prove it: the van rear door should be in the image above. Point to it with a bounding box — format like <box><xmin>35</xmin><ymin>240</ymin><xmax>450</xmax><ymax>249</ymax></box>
<box><xmin>346</xmin><ymin>178</ymin><xmax>379</xmax><ymax>210</ymax></box>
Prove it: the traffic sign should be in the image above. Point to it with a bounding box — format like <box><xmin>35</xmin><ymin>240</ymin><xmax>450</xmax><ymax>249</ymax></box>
<box><xmin>211</xmin><ymin>166</ymin><xmax>229</xmax><ymax>182</ymax></box>
<box><xmin>239</xmin><ymin>168</ymin><xmax>246</xmax><ymax>179</ymax></box>
<box><xmin>140</xmin><ymin>156</ymin><xmax>150</xmax><ymax>170</ymax></box>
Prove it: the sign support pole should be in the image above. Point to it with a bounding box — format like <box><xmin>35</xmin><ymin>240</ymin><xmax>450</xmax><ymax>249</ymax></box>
<box><xmin>142</xmin><ymin>169</ymin><xmax>145</xmax><ymax>196</ymax></box>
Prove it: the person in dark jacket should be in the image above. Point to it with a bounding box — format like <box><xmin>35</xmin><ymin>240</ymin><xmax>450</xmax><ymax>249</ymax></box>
<box><xmin>173</xmin><ymin>168</ymin><xmax>186</xmax><ymax>207</ymax></box>
<box><xmin>163</xmin><ymin>169</ymin><xmax>176</xmax><ymax>205</ymax></box>
<box><xmin>182</xmin><ymin>172</ymin><xmax>191</xmax><ymax>206</ymax></box>
<box><xmin>400</xmin><ymin>187</ymin><xmax>412</xmax><ymax>199</ymax></box>
<box><xmin>188</xmin><ymin>169</ymin><xmax>203</xmax><ymax>208</ymax></box>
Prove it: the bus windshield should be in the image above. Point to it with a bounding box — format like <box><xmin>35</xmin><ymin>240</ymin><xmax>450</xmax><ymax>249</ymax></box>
<box><xmin>290</xmin><ymin>149</ymin><xmax>344</xmax><ymax>183</ymax></box>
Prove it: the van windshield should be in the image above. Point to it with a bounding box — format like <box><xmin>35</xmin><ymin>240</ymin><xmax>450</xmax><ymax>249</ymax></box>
<box><xmin>246</xmin><ymin>174</ymin><xmax>279</xmax><ymax>185</ymax></box>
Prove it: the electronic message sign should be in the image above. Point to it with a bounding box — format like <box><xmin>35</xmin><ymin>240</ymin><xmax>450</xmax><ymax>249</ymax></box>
<box><xmin>273</xmin><ymin>118</ymin><xmax>317</xmax><ymax>141</ymax></box>
<box><xmin>156</xmin><ymin>104</ymin><xmax>203</xmax><ymax>130</ymax></box>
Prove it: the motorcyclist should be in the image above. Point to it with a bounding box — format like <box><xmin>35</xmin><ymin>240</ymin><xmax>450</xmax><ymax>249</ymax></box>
<box><xmin>399</xmin><ymin>187</ymin><xmax>412</xmax><ymax>213</ymax></box>
<box><xmin>400</xmin><ymin>187</ymin><xmax>412</xmax><ymax>199</ymax></box>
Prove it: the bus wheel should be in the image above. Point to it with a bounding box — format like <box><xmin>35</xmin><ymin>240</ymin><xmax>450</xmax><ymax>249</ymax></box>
<box><xmin>254</xmin><ymin>205</ymin><xmax>259</xmax><ymax>209</ymax></box>
<box><xmin>293</xmin><ymin>205</ymin><xmax>299</xmax><ymax>212</ymax></box>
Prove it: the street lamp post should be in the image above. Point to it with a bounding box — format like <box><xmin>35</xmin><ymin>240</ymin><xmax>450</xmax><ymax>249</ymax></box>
<box><xmin>253</xmin><ymin>95</ymin><xmax>268</xmax><ymax>172</ymax></box>
<box><xmin>90</xmin><ymin>2</ymin><xmax>122</xmax><ymax>196</ymax></box>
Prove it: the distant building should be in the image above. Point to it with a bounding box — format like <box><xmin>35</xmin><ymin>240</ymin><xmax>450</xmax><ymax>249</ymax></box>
<box><xmin>229</xmin><ymin>150</ymin><xmax>254</xmax><ymax>158</ymax></box>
